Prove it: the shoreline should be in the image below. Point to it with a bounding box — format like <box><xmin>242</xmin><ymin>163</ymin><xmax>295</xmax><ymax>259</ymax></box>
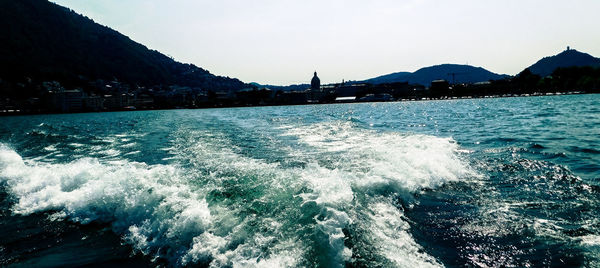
<box><xmin>0</xmin><ymin>91</ymin><xmax>595</xmax><ymax>117</ymax></box>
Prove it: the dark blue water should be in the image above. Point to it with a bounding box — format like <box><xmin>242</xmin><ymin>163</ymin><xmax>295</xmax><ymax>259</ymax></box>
<box><xmin>1</xmin><ymin>94</ymin><xmax>599</xmax><ymax>267</ymax></box>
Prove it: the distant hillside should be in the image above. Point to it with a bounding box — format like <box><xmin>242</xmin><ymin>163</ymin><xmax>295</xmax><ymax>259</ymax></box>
<box><xmin>364</xmin><ymin>64</ymin><xmax>509</xmax><ymax>86</ymax></box>
<box><xmin>0</xmin><ymin>0</ymin><xmax>247</xmax><ymax>91</ymax></box>
<box><xmin>363</xmin><ymin>72</ymin><xmax>411</xmax><ymax>85</ymax></box>
<box><xmin>527</xmin><ymin>48</ymin><xmax>600</xmax><ymax>76</ymax></box>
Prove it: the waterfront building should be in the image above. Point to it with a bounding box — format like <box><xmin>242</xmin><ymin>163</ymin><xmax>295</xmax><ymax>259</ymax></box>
<box><xmin>84</xmin><ymin>95</ymin><xmax>104</xmax><ymax>111</ymax></box>
<box><xmin>430</xmin><ymin>80</ymin><xmax>451</xmax><ymax>98</ymax></box>
<box><xmin>311</xmin><ymin>71</ymin><xmax>320</xmax><ymax>90</ymax></box>
<box><xmin>49</xmin><ymin>88</ymin><xmax>85</xmax><ymax>112</ymax></box>
<box><xmin>309</xmin><ymin>71</ymin><xmax>325</xmax><ymax>102</ymax></box>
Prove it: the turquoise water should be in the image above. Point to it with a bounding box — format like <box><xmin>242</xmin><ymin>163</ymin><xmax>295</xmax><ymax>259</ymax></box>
<box><xmin>1</xmin><ymin>94</ymin><xmax>599</xmax><ymax>267</ymax></box>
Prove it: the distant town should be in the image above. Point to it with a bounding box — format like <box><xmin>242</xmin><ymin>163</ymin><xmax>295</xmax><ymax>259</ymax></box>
<box><xmin>2</xmin><ymin>58</ymin><xmax>600</xmax><ymax>115</ymax></box>
<box><xmin>0</xmin><ymin>67</ymin><xmax>597</xmax><ymax>114</ymax></box>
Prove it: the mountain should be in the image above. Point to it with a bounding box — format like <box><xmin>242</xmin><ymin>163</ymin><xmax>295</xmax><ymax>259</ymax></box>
<box><xmin>0</xmin><ymin>0</ymin><xmax>247</xmax><ymax>91</ymax></box>
<box><xmin>363</xmin><ymin>72</ymin><xmax>411</xmax><ymax>85</ymax></box>
<box><xmin>527</xmin><ymin>48</ymin><xmax>600</xmax><ymax>77</ymax></box>
<box><xmin>364</xmin><ymin>64</ymin><xmax>509</xmax><ymax>86</ymax></box>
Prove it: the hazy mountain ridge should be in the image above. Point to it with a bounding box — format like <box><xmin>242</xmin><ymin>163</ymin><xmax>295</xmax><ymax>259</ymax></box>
<box><xmin>0</xmin><ymin>0</ymin><xmax>247</xmax><ymax>91</ymax></box>
<box><xmin>527</xmin><ymin>49</ymin><xmax>600</xmax><ymax>77</ymax></box>
<box><xmin>364</xmin><ymin>64</ymin><xmax>510</xmax><ymax>86</ymax></box>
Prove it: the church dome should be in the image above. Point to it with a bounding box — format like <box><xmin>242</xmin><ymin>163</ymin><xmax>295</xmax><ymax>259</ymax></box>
<box><xmin>311</xmin><ymin>71</ymin><xmax>320</xmax><ymax>90</ymax></box>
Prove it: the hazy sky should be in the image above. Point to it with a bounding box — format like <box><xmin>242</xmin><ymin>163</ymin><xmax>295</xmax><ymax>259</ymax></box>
<box><xmin>52</xmin><ymin>0</ymin><xmax>600</xmax><ymax>85</ymax></box>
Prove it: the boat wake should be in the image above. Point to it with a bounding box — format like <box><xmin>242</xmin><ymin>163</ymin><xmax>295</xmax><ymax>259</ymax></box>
<box><xmin>0</xmin><ymin>121</ymin><xmax>476</xmax><ymax>267</ymax></box>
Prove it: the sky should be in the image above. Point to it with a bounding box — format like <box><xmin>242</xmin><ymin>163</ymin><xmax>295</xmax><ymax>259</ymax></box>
<box><xmin>52</xmin><ymin>0</ymin><xmax>600</xmax><ymax>85</ymax></box>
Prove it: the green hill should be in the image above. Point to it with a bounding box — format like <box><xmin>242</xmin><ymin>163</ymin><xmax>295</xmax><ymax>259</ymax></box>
<box><xmin>0</xmin><ymin>0</ymin><xmax>247</xmax><ymax>92</ymax></box>
<box><xmin>364</xmin><ymin>64</ymin><xmax>509</xmax><ymax>86</ymax></box>
<box><xmin>527</xmin><ymin>48</ymin><xmax>600</xmax><ymax>77</ymax></box>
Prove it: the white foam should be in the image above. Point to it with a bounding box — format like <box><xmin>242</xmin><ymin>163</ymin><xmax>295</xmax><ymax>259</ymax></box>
<box><xmin>124</xmin><ymin>150</ymin><xmax>141</xmax><ymax>156</ymax></box>
<box><xmin>579</xmin><ymin>235</ymin><xmax>600</xmax><ymax>267</ymax></box>
<box><xmin>43</xmin><ymin>144</ymin><xmax>58</xmax><ymax>151</ymax></box>
<box><xmin>0</xmin><ymin>145</ymin><xmax>25</xmax><ymax>171</ymax></box>
<box><xmin>1</xmin><ymin>140</ymin><xmax>307</xmax><ymax>266</ymax></box>
<box><xmin>295</xmin><ymin>163</ymin><xmax>355</xmax><ymax>266</ymax></box>
<box><xmin>0</xmin><ymin>144</ymin><xmax>213</xmax><ymax>264</ymax></box>
<box><xmin>282</xmin><ymin>121</ymin><xmax>473</xmax><ymax>266</ymax></box>
<box><xmin>580</xmin><ymin>235</ymin><xmax>600</xmax><ymax>247</ymax></box>
<box><xmin>0</xmin><ymin>119</ymin><xmax>474</xmax><ymax>267</ymax></box>
<box><xmin>183</xmin><ymin>233</ymin><xmax>303</xmax><ymax>268</ymax></box>
<box><xmin>315</xmin><ymin>207</ymin><xmax>353</xmax><ymax>264</ymax></box>
<box><xmin>283</xmin><ymin>121</ymin><xmax>474</xmax><ymax>193</ymax></box>
<box><xmin>68</xmin><ymin>143</ymin><xmax>85</xmax><ymax>148</ymax></box>
<box><xmin>299</xmin><ymin>163</ymin><xmax>354</xmax><ymax>206</ymax></box>
<box><xmin>99</xmin><ymin>148</ymin><xmax>121</xmax><ymax>157</ymax></box>
<box><xmin>365</xmin><ymin>201</ymin><xmax>441</xmax><ymax>267</ymax></box>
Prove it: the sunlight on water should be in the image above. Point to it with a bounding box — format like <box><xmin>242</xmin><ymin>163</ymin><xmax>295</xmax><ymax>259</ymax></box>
<box><xmin>1</xmin><ymin>95</ymin><xmax>599</xmax><ymax>267</ymax></box>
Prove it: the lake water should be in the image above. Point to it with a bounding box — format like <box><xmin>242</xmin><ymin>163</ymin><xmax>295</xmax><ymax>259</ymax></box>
<box><xmin>1</xmin><ymin>94</ymin><xmax>599</xmax><ymax>267</ymax></box>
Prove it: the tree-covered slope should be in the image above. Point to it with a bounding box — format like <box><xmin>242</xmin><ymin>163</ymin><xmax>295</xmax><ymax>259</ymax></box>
<box><xmin>0</xmin><ymin>0</ymin><xmax>247</xmax><ymax>90</ymax></box>
<box><xmin>527</xmin><ymin>49</ymin><xmax>600</xmax><ymax>77</ymax></box>
<box><xmin>365</xmin><ymin>64</ymin><xmax>508</xmax><ymax>86</ymax></box>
